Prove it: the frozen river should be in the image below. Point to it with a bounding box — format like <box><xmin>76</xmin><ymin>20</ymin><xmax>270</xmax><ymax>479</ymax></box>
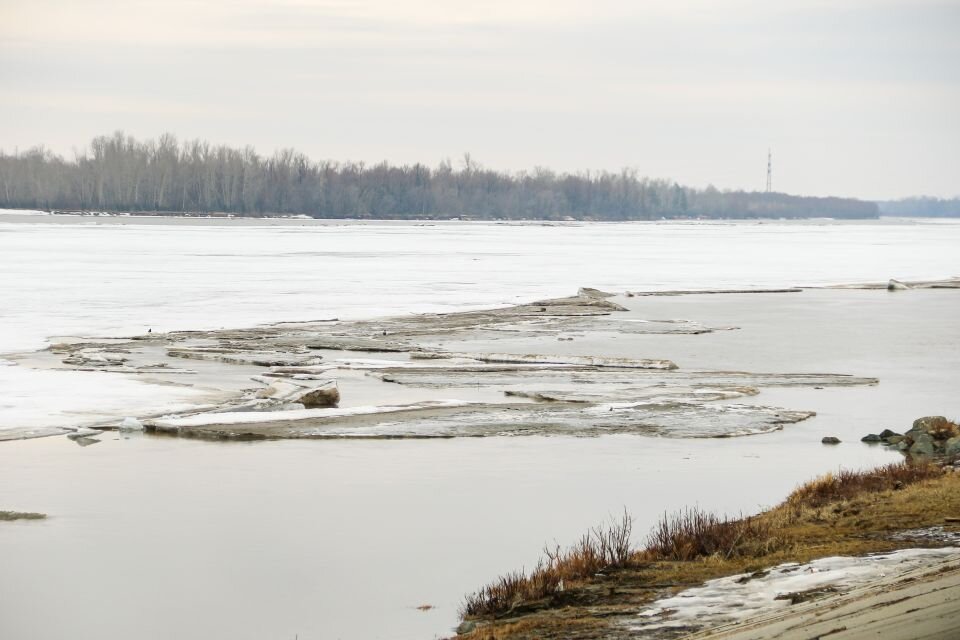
<box><xmin>1</xmin><ymin>214</ymin><xmax>959</xmax><ymax>640</ymax></box>
<box><xmin>2</xmin><ymin>214</ymin><xmax>959</xmax><ymax>356</ymax></box>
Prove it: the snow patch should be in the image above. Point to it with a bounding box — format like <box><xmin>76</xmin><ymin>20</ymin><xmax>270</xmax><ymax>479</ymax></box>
<box><xmin>0</xmin><ymin>365</ymin><xmax>210</xmax><ymax>437</ymax></box>
<box><xmin>630</xmin><ymin>548</ymin><xmax>960</xmax><ymax>634</ymax></box>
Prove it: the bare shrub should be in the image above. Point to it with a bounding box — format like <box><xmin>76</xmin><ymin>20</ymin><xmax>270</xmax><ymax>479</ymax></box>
<box><xmin>644</xmin><ymin>507</ymin><xmax>773</xmax><ymax>561</ymax></box>
<box><xmin>460</xmin><ymin>511</ymin><xmax>632</xmax><ymax>618</ymax></box>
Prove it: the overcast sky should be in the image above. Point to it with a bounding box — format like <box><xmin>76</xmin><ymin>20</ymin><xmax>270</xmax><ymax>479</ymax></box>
<box><xmin>1</xmin><ymin>0</ymin><xmax>957</xmax><ymax>199</ymax></box>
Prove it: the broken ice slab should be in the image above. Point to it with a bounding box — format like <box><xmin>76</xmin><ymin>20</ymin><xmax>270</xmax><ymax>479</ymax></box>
<box><xmin>410</xmin><ymin>351</ymin><xmax>679</xmax><ymax>370</ymax></box>
<box><xmin>377</xmin><ymin>367</ymin><xmax>878</xmax><ymax>389</ymax></box>
<box><xmin>144</xmin><ymin>400</ymin><xmax>813</xmax><ymax>440</ymax></box>
<box><xmin>504</xmin><ymin>385</ymin><xmax>760</xmax><ymax>404</ymax></box>
<box><xmin>167</xmin><ymin>348</ymin><xmax>323</xmax><ymax>367</ymax></box>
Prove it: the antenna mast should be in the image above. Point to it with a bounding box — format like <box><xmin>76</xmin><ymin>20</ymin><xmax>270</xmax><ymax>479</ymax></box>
<box><xmin>765</xmin><ymin>149</ymin><xmax>772</xmax><ymax>193</ymax></box>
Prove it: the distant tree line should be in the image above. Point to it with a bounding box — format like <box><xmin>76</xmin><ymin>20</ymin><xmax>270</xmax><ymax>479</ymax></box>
<box><xmin>0</xmin><ymin>132</ymin><xmax>878</xmax><ymax>220</ymax></box>
<box><xmin>877</xmin><ymin>197</ymin><xmax>960</xmax><ymax>218</ymax></box>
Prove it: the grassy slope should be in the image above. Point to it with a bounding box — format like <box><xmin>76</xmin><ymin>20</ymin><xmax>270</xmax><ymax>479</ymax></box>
<box><xmin>457</xmin><ymin>462</ymin><xmax>960</xmax><ymax>639</ymax></box>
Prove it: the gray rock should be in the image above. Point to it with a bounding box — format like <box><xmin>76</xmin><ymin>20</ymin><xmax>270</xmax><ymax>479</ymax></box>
<box><xmin>456</xmin><ymin>620</ymin><xmax>477</xmax><ymax>634</ymax></box>
<box><xmin>904</xmin><ymin>429</ymin><xmax>924</xmax><ymax>444</ymax></box>
<box><xmin>861</xmin><ymin>434</ymin><xmax>882</xmax><ymax>443</ymax></box>
<box><xmin>913</xmin><ymin>432</ymin><xmax>935</xmax><ymax>446</ymax></box>
<box><xmin>910</xmin><ymin>437</ymin><xmax>936</xmax><ymax>456</ymax></box>
<box><xmin>886</xmin><ymin>435</ymin><xmax>905</xmax><ymax>445</ymax></box>
<box><xmin>822</xmin><ymin>436</ymin><xmax>841</xmax><ymax>445</ymax></box>
<box><xmin>879</xmin><ymin>429</ymin><xmax>900</xmax><ymax>439</ymax></box>
<box><xmin>945</xmin><ymin>437</ymin><xmax>960</xmax><ymax>457</ymax></box>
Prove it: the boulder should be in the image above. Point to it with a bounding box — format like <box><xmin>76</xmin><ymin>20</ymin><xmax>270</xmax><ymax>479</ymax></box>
<box><xmin>912</xmin><ymin>432</ymin><xmax>935</xmax><ymax>446</ymax></box>
<box><xmin>945</xmin><ymin>437</ymin><xmax>960</xmax><ymax>457</ymax></box>
<box><xmin>909</xmin><ymin>432</ymin><xmax>936</xmax><ymax>456</ymax></box>
<box><xmin>886</xmin><ymin>435</ymin><xmax>905</xmax><ymax>445</ymax></box>
<box><xmin>822</xmin><ymin>436</ymin><xmax>841</xmax><ymax>445</ymax></box>
<box><xmin>861</xmin><ymin>434</ymin><xmax>882</xmax><ymax>443</ymax></box>
<box><xmin>879</xmin><ymin>429</ymin><xmax>900</xmax><ymax>439</ymax></box>
<box><xmin>910</xmin><ymin>440</ymin><xmax>936</xmax><ymax>456</ymax></box>
<box><xmin>291</xmin><ymin>381</ymin><xmax>340</xmax><ymax>408</ymax></box>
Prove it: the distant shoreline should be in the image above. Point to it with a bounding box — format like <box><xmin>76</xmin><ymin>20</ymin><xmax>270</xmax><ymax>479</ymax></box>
<box><xmin>7</xmin><ymin>207</ymin><xmax>956</xmax><ymax>223</ymax></box>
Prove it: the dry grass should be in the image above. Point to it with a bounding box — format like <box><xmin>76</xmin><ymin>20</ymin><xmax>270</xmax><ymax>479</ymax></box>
<box><xmin>644</xmin><ymin>508</ymin><xmax>778</xmax><ymax>561</ymax></box>
<box><xmin>785</xmin><ymin>460</ymin><xmax>942</xmax><ymax>509</ymax></box>
<box><xmin>458</xmin><ymin>459</ymin><xmax>954</xmax><ymax>633</ymax></box>
<box><xmin>460</xmin><ymin>511</ymin><xmax>632</xmax><ymax>618</ymax></box>
<box><xmin>927</xmin><ymin>418</ymin><xmax>960</xmax><ymax>441</ymax></box>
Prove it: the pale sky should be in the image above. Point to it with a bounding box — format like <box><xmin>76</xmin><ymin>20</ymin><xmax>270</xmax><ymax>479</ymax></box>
<box><xmin>1</xmin><ymin>0</ymin><xmax>957</xmax><ymax>199</ymax></box>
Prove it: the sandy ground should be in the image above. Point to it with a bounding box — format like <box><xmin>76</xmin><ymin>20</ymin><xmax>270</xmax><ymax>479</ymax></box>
<box><xmin>687</xmin><ymin>553</ymin><xmax>960</xmax><ymax>640</ymax></box>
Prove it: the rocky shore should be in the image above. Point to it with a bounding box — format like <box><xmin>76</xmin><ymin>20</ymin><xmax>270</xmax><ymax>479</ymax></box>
<box><xmin>862</xmin><ymin>415</ymin><xmax>960</xmax><ymax>460</ymax></box>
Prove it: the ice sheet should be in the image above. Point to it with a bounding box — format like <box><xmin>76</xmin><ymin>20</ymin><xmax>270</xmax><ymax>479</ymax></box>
<box><xmin>3</xmin><ymin>216</ymin><xmax>959</xmax><ymax>357</ymax></box>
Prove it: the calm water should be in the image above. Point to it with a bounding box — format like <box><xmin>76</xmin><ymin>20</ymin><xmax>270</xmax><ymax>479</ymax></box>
<box><xmin>1</xmin><ymin>216</ymin><xmax>959</xmax><ymax>639</ymax></box>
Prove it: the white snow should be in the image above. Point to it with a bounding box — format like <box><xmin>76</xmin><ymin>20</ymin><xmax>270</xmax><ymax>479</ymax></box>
<box><xmin>631</xmin><ymin>547</ymin><xmax>960</xmax><ymax>633</ymax></box>
<box><xmin>0</xmin><ymin>208</ymin><xmax>50</xmax><ymax>216</ymax></box>
<box><xmin>0</xmin><ymin>364</ymin><xmax>210</xmax><ymax>439</ymax></box>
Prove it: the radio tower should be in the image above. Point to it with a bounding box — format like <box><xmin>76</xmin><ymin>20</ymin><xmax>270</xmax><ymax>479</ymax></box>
<box><xmin>765</xmin><ymin>149</ymin><xmax>772</xmax><ymax>193</ymax></box>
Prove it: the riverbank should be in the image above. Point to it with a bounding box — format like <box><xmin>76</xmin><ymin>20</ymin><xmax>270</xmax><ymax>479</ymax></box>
<box><xmin>455</xmin><ymin>456</ymin><xmax>960</xmax><ymax>639</ymax></box>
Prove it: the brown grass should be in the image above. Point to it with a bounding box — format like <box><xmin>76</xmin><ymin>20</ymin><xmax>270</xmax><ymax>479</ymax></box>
<box><xmin>785</xmin><ymin>460</ymin><xmax>942</xmax><ymax>509</ymax></box>
<box><xmin>644</xmin><ymin>507</ymin><xmax>778</xmax><ymax>561</ymax></box>
<box><xmin>460</xmin><ymin>511</ymin><xmax>632</xmax><ymax>618</ymax></box>
<box><xmin>927</xmin><ymin>418</ymin><xmax>960</xmax><ymax>441</ymax></box>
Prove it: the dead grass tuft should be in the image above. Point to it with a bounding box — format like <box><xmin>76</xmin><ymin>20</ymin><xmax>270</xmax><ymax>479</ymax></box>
<box><xmin>928</xmin><ymin>418</ymin><xmax>960</xmax><ymax>441</ymax></box>
<box><xmin>644</xmin><ymin>507</ymin><xmax>778</xmax><ymax>561</ymax></box>
<box><xmin>460</xmin><ymin>511</ymin><xmax>632</xmax><ymax>618</ymax></box>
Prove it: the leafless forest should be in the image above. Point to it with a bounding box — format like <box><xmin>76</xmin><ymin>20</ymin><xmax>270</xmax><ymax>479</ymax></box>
<box><xmin>0</xmin><ymin>132</ymin><xmax>879</xmax><ymax>220</ymax></box>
